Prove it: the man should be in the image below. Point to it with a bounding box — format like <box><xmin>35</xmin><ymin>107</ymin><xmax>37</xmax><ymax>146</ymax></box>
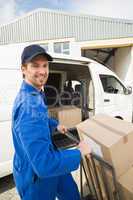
<box><xmin>12</xmin><ymin>44</ymin><xmax>91</xmax><ymax>200</ymax></box>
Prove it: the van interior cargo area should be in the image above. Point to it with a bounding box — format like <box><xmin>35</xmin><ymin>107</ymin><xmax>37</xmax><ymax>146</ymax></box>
<box><xmin>44</xmin><ymin>62</ymin><xmax>93</xmax><ymax>113</ymax></box>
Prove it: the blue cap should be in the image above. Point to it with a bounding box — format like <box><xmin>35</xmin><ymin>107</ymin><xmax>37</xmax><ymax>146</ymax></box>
<box><xmin>21</xmin><ymin>44</ymin><xmax>53</xmax><ymax>64</ymax></box>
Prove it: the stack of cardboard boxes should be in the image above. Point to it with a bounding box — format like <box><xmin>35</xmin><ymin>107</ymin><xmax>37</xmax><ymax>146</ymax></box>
<box><xmin>76</xmin><ymin>114</ymin><xmax>133</xmax><ymax>199</ymax></box>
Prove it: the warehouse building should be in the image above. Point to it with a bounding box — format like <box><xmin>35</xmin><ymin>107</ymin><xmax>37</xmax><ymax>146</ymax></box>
<box><xmin>0</xmin><ymin>8</ymin><xmax>133</xmax><ymax>85</ymax></box>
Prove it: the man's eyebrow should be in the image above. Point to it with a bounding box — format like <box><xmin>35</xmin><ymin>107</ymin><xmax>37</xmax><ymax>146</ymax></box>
<box><xmin>31</xmin><ymin>61</ymin><xmax>41</xmax><ymax>64</ymax></box>
<box><xmin>31</xmin><ymin>62</ymin><xmax>48</xmax><ymax>66</ymax></box>
<box><xmin>31</xmin><ymin>62</ymin><xmax>39</xmax><ymax>65</ymax></box>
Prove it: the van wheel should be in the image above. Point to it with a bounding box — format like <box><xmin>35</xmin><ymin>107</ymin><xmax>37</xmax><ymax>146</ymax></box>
<box><xmin>115</xmin><ymin>116</ymin><xmax>123</xmax><ymax>120</ymax></box>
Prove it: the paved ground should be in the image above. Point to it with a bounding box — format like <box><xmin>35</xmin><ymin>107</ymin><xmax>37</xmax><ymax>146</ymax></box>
<box><xmin>0</xmin><ymin>175</ymin><xmax>19</xmax><ymax>200</ymax></box>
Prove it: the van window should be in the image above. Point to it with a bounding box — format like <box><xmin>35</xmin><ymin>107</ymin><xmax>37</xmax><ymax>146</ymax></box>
<box><xmin>100</xmin><ymin>75</ymin><xmax>125</xmax><ymax>94</ymax></box>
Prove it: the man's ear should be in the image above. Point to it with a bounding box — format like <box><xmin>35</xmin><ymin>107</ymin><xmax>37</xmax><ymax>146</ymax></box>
<box><xmin>21</xmin><ymin>64</ymin><xmax>26</xmax><ymax>72</ymax></box>
<box><xmin>21</xmin><ymin>64</ymin><xmax>26</xmax><ymax>78</ymax></box>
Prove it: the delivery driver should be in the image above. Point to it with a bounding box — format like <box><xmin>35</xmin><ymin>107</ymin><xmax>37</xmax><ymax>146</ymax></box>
<box><xmin>12</xmin><ymin>44</ymin><xmax>91</xmax><ymax>200</ymax></box>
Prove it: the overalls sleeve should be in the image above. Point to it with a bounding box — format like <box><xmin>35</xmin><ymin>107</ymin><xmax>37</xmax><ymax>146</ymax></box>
<box><xmin>48</xmin><ymin>117</ymin><xmax>59</xmax><ymax>133</ymax></box>
<box><xmin>15</xmin><ymin>103</ymin><xmax>81</xmax><ymax>178</ymax></box>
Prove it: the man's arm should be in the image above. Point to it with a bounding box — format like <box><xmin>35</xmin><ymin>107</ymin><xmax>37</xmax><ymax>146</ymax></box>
<box><xmin>15</xmin><ymin>104</ymin><xmax>81</xmax><ymax>179</ymax></box>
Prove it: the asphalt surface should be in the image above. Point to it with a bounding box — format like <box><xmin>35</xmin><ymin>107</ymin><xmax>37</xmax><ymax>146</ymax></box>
<box><xmin>0</xmin><ymin>175</ymin><xmax>19</xmax><ymax>200</ymax></box>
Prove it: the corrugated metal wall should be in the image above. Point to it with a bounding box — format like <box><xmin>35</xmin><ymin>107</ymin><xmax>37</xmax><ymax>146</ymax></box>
<box><xmin>0</xmin><ymin>9</ymin><xmax>133</xmax><ymax>44</ymax></box>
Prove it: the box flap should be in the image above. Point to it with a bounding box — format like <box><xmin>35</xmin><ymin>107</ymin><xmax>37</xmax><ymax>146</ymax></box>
<box><xmin>76</xmin><ymin>118</ymin><xmax>121</xmax><ymax>147</ymax></box>
<box><xmin>92</xmin><ymin>114</ymin><xmax>133</xmax><ymax>137</ymax></box>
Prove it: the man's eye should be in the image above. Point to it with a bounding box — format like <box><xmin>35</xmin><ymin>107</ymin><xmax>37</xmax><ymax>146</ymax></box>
<box><xmin>43</xmin><ymin>64</ymin><xmax>48</xmax><ymax>68</ymax></box>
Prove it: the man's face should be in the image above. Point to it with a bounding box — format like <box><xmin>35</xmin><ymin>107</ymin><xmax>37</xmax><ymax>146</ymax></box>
<box><xmin>22</xmin><ymin>55</ymin><xmax>49</xmax><ymax>90</ymax></box>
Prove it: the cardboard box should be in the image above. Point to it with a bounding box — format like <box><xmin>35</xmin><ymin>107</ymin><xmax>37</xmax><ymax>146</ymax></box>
<box><xmin>118</xmin><ymin>167</ymin><xmax>133</xmax><ymax>200</ymax></box>
<box><xmin>49</xmin><ymin>106</ymin><xmax>81</xmax><ymax>128</ymax></box>
<box><xmin>76</xmin><ymin>114</ymin><xmax>133</xmax><ymax>178</ymax></box>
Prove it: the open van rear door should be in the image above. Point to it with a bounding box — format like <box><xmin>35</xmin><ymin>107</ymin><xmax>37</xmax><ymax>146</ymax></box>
<box><xmin>88</xmin><ymin>62</ymin><xmax>105</xmax><ymax>115</ymax></box>
<box><xmin>88</xmin><ymin>62</ymin><xmax>132</xmax><ymax>121</ymax></box>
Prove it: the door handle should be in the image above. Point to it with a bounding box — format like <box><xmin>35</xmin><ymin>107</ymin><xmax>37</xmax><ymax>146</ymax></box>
<box><xmin>104</xmin><ymin>99</ymin><xmax>110</xmax><ymax>102</ymax></box>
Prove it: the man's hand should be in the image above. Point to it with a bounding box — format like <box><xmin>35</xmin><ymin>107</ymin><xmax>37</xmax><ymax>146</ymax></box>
<box><xmin>57</xmin><ymin>125</ymin><xmax>68</xmax><ymax>134</ymax></box>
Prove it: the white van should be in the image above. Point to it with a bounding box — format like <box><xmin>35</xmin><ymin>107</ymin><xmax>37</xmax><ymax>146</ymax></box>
<box><xmin>0</xmin><ymin>43</ymin><xmax>132</xmax><ymax>178</ymax></box>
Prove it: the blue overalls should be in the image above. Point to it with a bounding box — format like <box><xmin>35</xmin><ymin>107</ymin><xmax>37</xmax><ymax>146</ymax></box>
<box><xmin>12</xmin><ymin>80</ymin><xmax>81</xmax><ymax>200</ymax></box>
